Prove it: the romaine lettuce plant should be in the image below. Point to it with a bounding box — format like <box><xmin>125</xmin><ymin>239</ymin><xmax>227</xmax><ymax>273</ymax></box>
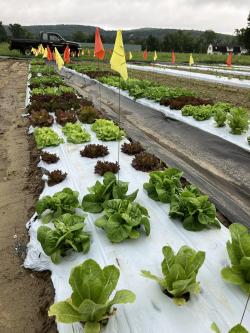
<box><xmin>221</xmin><ymin>223</ymin><xmax>250</xmax><ymax>294</ymax></box>
<box><xmin>37</xmin><ymin>213</ymin><xmax>90</xmax><ymax>263</ymax></box>
<box><xmin>48</xmin><ymin>259</ymin><xmax>136</xmax><ymax>333</ymax></box>
<box><xmin>214</xmin><ymin>109</ymin><xmax>227</xmax><ymax>127</ymax></box>
<box><xmin>169</xmin><ymin>185</ymin><xmax>221</xmax><ymax>231</ymax></box>
<box><xmin>143</xmin><ymin>168</ymin><xmax>183</xmax><ymax>203</ymax></box>
<box><xmin>34</xmin><ymin>127</ymin><xmax>64</xmax><ymax>149</ymax></box>
<box><xmin>142</xmin><ymin>245</ymin><xmax>205</xmax><ymax>305</ymax></box>
<box><xmin>95</xmin><ymin>199</ymin><xmax>150</xmax><ymax>243</ymax></box>
<box><xmin>36</xmin><ymin>188</ymin><xmax>80</xmax><ymax>223</ymax></box>
<box><xmin>82</xmin><ymin>172</ymin><xmax>138</xmax><ymax>213</ymax></box>
<box><xmin>211</xmin><ymin>322</ymin><xmax>249</xmax><ymax>333</ymax></box>
<box><xmin>227</xmin><ymin>107</ymin><xmax>249</xmax><ymax>135</ymax></box>
<box><xmin>62</xmin><ymin>123</ymin><xmax>91</xmax><ymax>144</ymax></box>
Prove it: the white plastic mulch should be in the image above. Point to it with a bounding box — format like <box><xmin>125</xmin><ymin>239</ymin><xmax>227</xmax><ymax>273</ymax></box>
<box><xmin>153</xmin><ymin>63</ymin><xmax>250</xmax><ymax>76</ymax></box>
<box><xmin>24</xmin><ymin>84</ymin><xmax>250</xmax><ymax>333</ymax></box>
<box><xmin>127</xmin><ymin>63</ymin><xmax>250</xmax><ymax>88</ymax></box>
<box><xmin>62</xmin><ymin>67</ymin><xmax>250</xmax><ymax>153</ymax></box>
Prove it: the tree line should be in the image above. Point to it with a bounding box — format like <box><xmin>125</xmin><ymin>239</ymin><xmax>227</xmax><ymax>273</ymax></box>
<box><xmin>235</xmin><ymin>12</ymin><xmax>250</xmax><ymax>52</ymax></box>
<box><xmin>0</xmin><ymin>14</ymin><xmax>249</xmax><ymax>54</ymax></box>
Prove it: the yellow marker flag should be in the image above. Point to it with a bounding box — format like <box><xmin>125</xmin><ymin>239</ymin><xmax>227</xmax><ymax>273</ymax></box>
<box><xmin>110</xmin><ymin>30</ymin><xmax>128</xmax><ymax>81</ymax></box>
<box><xmin>54</xmin><ymin>47</ymin><xmax>64</xmax><ymax>70</ymax></box>
<box><xmin>37</xmin><ymin>44</ymin><xmax>45</xmax><ymax>55</ymax></box>
<box><xmin>153</xmin><ymin>50</ymin><xmax>158</xmax><ymax>61</ymax></box>
<box><xmin>43</xmin><ymin>48</ymin><xmax>48</xmax><ymax>59</ymax></box>
<box><xmin>129</xmin><ymin>51</ymin><xmax>133</xmax><ymax>60</ymax></box>
<box><xmin>189</xmin><ymin>53</ymin><xmax>194</xmax><ymax>66</ymax></box>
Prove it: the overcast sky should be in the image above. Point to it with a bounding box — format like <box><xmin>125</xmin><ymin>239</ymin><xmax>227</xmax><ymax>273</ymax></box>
<box><xmin>2</xmin><ymin>0</ymin><xmax>249</xmax><ymax>34</ymax></box>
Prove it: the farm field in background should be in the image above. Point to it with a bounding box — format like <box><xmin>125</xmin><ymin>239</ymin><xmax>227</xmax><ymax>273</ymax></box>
<box><xmin>2</xmin><ymin>40</ymin><xmax>250</xmax><ymax>65</ymax></box>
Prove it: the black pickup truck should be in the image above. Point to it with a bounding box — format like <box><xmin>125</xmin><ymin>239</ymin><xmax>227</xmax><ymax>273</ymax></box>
<box><xmin>9</xmin><ymin>31</ymin><xmax>81</xmax><ymax>55</ymax></box>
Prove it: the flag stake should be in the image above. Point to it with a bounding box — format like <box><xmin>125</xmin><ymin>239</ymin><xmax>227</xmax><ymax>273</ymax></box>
<box><xmin>240</xmin><ymin>293</ymin><xmax>250</xmax><ymax>325</ymax></box>
<box><xmin>117</xmin><ymin>75</ymin><xmax>121</xmax><ymax>181</ymax></box>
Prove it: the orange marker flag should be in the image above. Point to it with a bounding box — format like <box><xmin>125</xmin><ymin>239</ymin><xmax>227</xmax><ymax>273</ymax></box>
<box><xmin>63</xmin><ymin>45</ymin><xmax>71</xmax><ymax>64</ymax></box>
<box><xmin>47</xmin><ymin>46</ymin><xmax>53</xmax><ymax>61</ymax></box>
<box><xmin>109</xmin><ymin>49</ymin><xmax>113</xmax><ymax>55</ymax></box>
<box><xmin>52</xmin><ymin>51</ymin><xmax>56</xmax><ymax>61</ymax></box>
<box><xmin>143</xmin><ymin>50</ymin><xmax>148</xmax><ymax>60</ymax></box>
<box><xmin>94</xmin><ymin>27</ymin><xmax>105</xmax><ymax>60</ymax></box>
<box><xmin>171</xmin><ymin>50</ymin><xmax>175</xmax><ymax>64</ymax></box>
<box><xmin>226</xmin><ymin>51</ymin><xmax>233</xmax><ymax>67</ymax></box>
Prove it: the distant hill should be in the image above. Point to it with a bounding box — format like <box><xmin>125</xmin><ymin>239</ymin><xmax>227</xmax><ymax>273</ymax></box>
<box><xmin>13</xmin><ymin>24</ymin><xmax>235</xmax><ymax>45</ymax></box>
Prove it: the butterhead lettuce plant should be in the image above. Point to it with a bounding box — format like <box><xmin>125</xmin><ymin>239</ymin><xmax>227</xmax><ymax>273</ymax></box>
<box><xmin>82</xmin><ymin>172</ymin><xmax>138</xmax><ymax>213</ymax></box>
<box><xmin>36</xmin><ymin>188</ymin><xmax>81</xmax><ymax>224</ymax></box>
<box><xmin>48</xmin><ymin>259</ymin><xmax>136</xmax><ymax>333</ymax></box>
<box><xmin>37</xmin><ymin>213</ymin><xmax>90</xmax><ymax>263</ymax></box>
<box><xmin>95</xmin><ymin>199</ymin><xmax>150</xmax><ymax>243</ymax></box>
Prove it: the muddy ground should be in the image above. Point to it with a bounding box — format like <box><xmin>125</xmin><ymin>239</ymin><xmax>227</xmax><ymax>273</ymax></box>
<box><xmin>0</xmin><ymin>59</ymin><xmax>55</xmax><ymax>333</ymax></box>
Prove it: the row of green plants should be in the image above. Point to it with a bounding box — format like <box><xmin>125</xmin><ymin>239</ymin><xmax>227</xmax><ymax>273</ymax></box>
<box><xmin>33</xmin><ymin>118</ymin><xmax>126</xmax><ymax>149</ymax></box>
<box><xmin>181</xmin><ymin>103</ymin><xmax>249</xmax><ymax>135</ymax></box>
<box><xmin>99</xmin><ymin>75</ymin><xmax>194</xmax><ymax>101</ymax></box>
<box><xmin>29</xmin><ymin>62</ymin><xmax>249</xmax><ymax>332</ymax></box>
<box><xmin>32</xmin><ymin>85</ymin><xmax>75</xmax><ymax>96</ymax></box>
<box><xmin>34</xmin><ymin>181</ymin><xmax>249</xmax><ymax>332</ymax></box>
<box><xmin>29</xmin><ymin>75</ymin><xmax>64</xmax><ymax>88</ymax></box>
<box><xmin>92</xmin><ymin>75</ymin><xmax>249</xmax><ymax>139</ymax></box>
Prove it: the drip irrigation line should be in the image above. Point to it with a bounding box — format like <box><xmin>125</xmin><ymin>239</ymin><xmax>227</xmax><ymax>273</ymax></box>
<box><xmin>240</xmin><ymin>293</ymin><xmax>250</xmax><ymax>325</ymax></box>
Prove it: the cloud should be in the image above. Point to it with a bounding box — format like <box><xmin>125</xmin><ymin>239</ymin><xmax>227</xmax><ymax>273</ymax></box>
<box><xmin>1</xmin><ymin>0</ymin><xmax>249</xmax><ymax>34</ymax></box>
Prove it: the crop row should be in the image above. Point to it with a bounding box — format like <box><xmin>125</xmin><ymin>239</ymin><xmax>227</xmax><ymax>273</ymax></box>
<box><xmin>24</xmin><ymin>59</ymin><xmax>250</xmax><ymax>333</ymax></box>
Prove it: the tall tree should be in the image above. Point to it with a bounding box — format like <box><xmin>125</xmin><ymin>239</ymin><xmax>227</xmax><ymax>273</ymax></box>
<box><xmin>143</xmin><ymin>34</ymin><xmax>160</xmax><ymax>51</ymax></box>
<box><xmin>236</xmin><ymin>12</ymin><xmax>250</xmax><ymax>52</ymax></box>
<box><xmin>9</xmin><ymin>23</ymin><xmax>34</xmax><ymax>39</ymax></box>
<box><xmin>72</xmin><ymin>31</ymin><xmax>87</xmax><ymax>42</ymax></box>
<box><xmin>0</xmin><ymin>22</ymin><xmax>7</xmax><ymax>42</ymax></box>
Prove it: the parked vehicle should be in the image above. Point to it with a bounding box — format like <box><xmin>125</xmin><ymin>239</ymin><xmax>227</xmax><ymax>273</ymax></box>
<box><xmin>9</xmin><ymin>31</ymin><xmax>81</xmax><ymax>55</ymax></box>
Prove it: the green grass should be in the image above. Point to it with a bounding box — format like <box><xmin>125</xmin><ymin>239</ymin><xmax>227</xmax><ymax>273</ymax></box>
<box><xmin>76</xmin><ymin>50</ymin><xmax>250</xmax><ymax>66</ymax></box>
<box><xmin>0</xmin><ymin>42</ymin><xmax>29</xmax><ymax>57</ymax></box>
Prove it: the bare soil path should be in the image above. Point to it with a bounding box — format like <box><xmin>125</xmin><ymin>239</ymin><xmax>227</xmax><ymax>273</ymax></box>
<box><xmin>0</xmin><ymin>59</ymin><xmax>55</xmax><ymax>333</ymax></box>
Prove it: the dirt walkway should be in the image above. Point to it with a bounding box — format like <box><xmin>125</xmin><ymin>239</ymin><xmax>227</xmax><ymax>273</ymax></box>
<box><xmin>0</xmin><ymin>60</ymin><xmax>55</xmax><ymax>333</ymax></box>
